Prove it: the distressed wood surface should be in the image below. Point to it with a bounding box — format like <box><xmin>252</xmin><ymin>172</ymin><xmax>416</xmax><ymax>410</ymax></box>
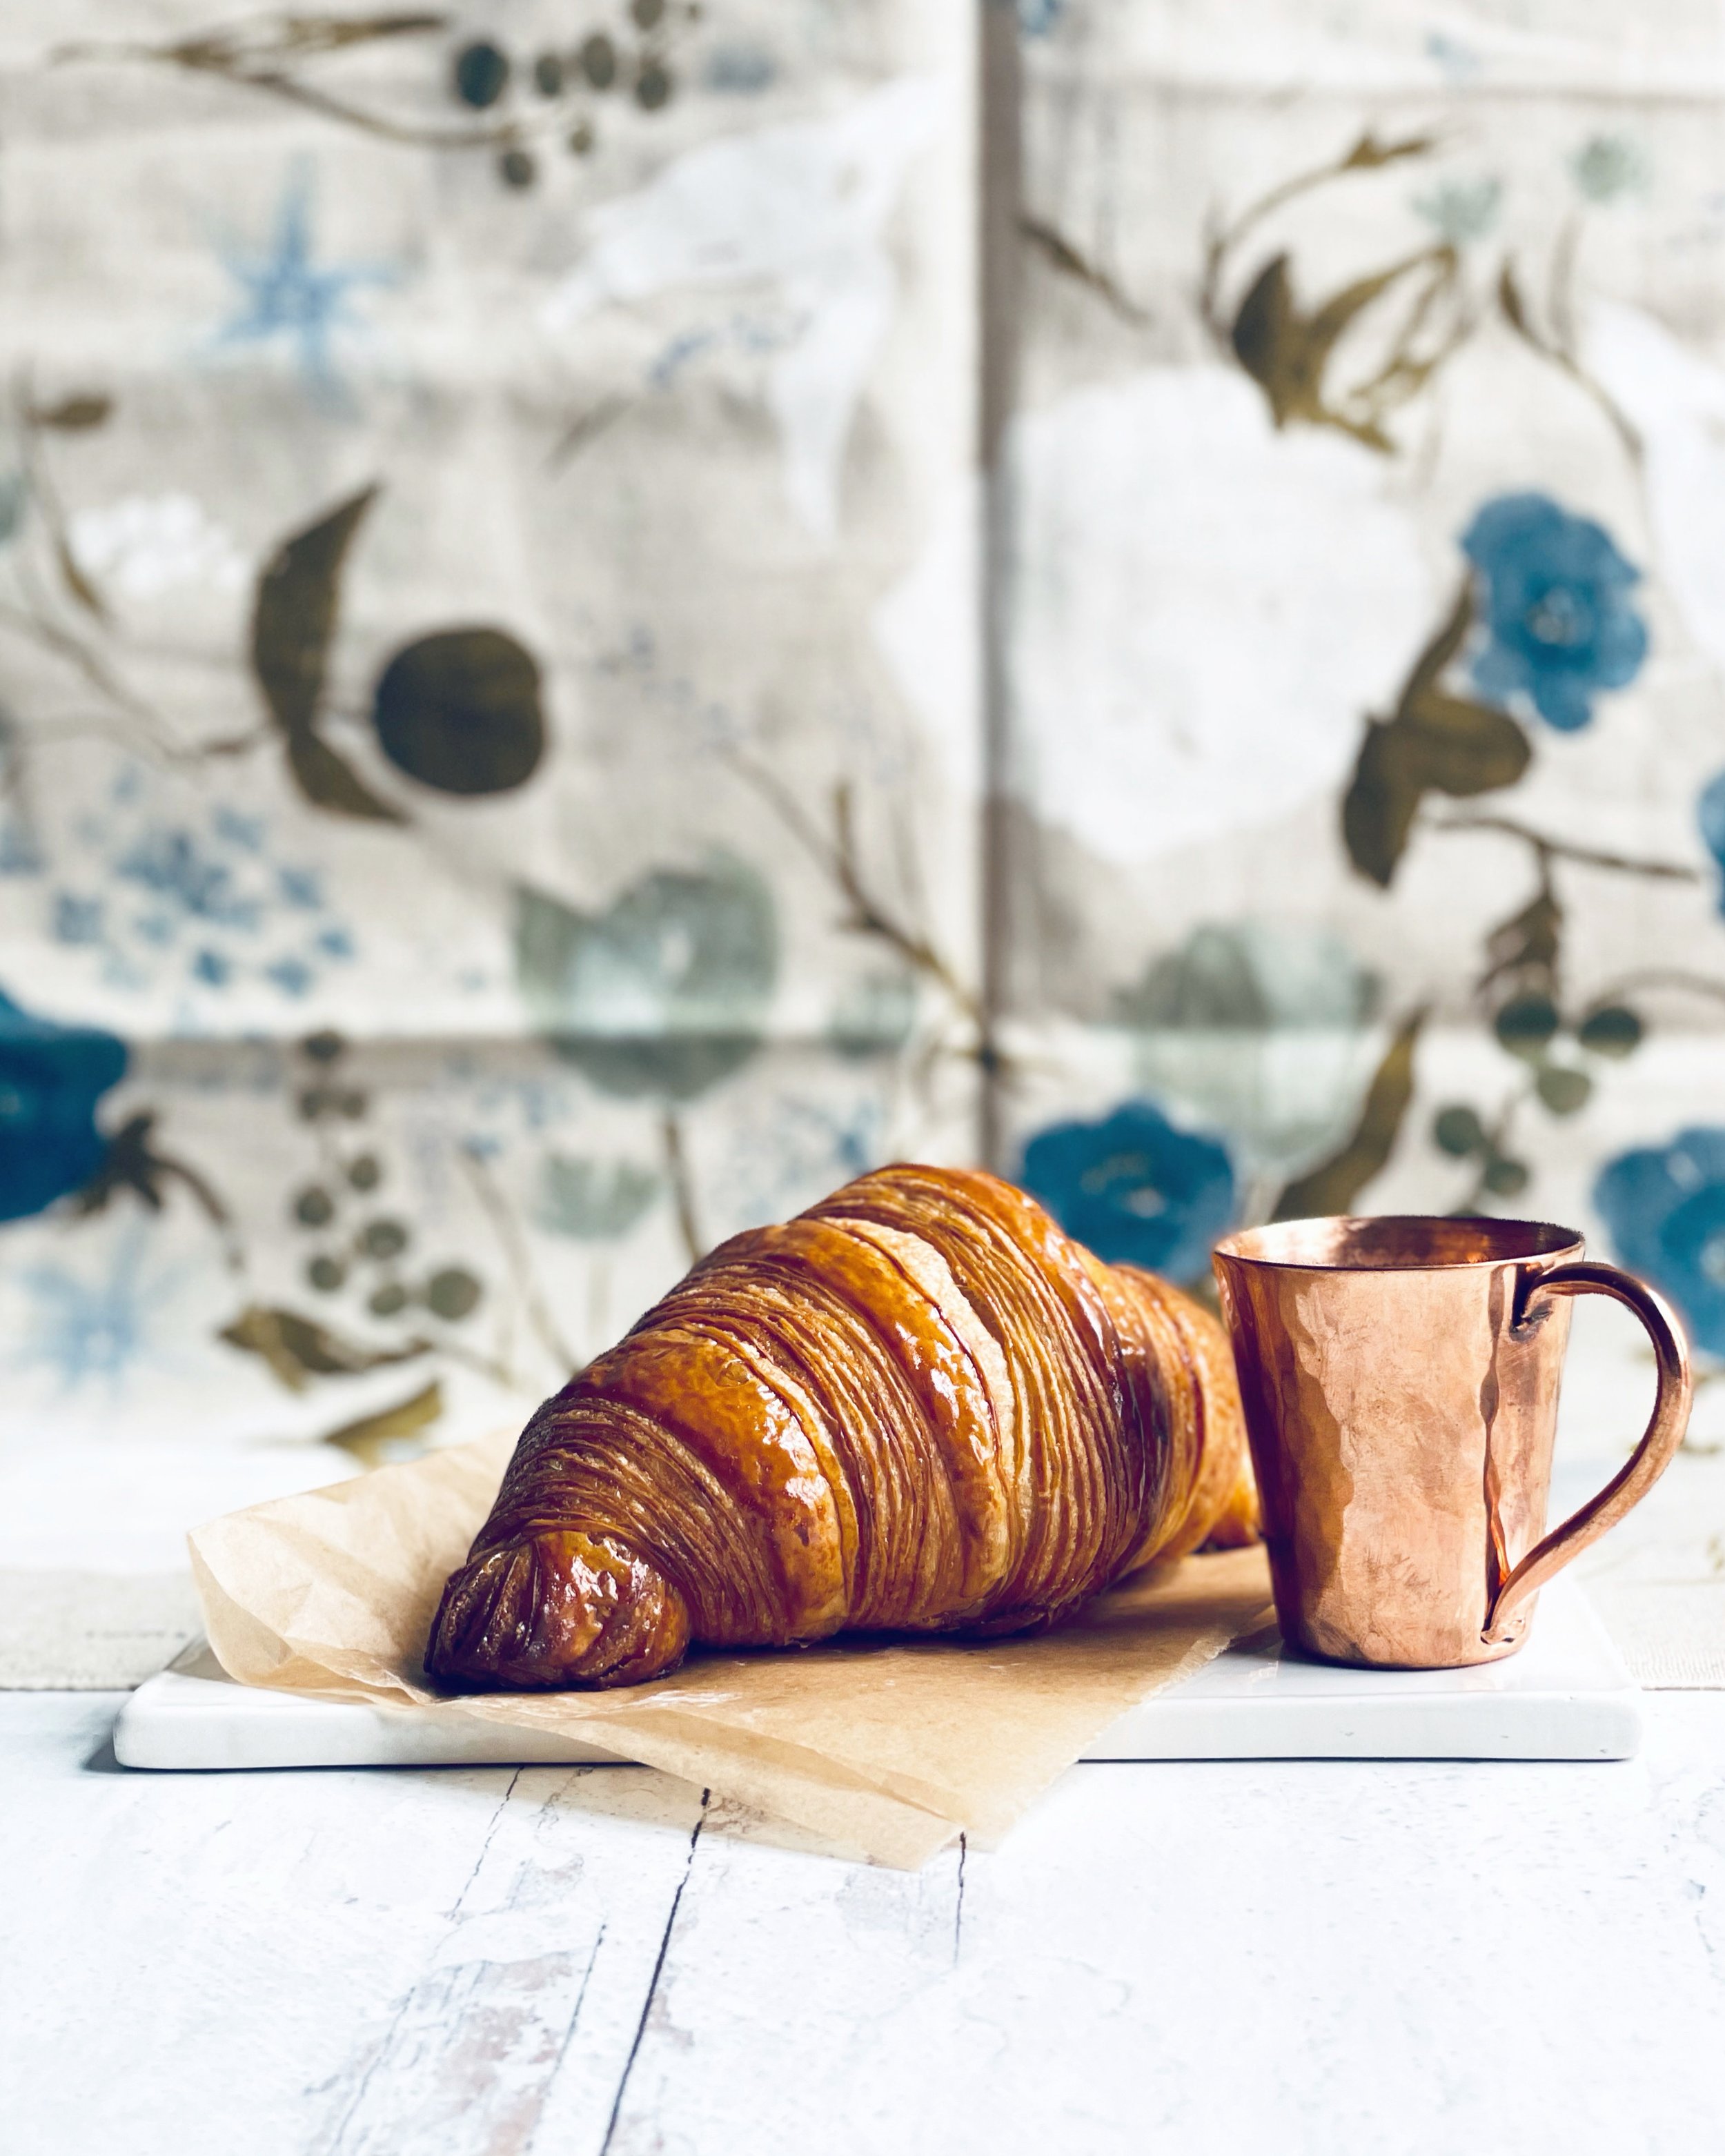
<box><xmin>5</xmin><ymin>1690</ymin><xmax>1724</xmax><ymax>2155</ymax></box>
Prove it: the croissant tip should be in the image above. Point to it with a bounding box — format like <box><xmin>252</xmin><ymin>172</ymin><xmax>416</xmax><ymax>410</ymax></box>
<box><xmin>426</xmin><ymin>1529</ymin><xmax>691</xmax><ymax>1690</ymax></box>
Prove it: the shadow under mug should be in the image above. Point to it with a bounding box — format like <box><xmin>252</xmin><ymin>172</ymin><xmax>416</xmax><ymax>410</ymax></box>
<box><xmin>1212</xmin><ymin>1215</ymin><xmax>1693</xmax><ymax>1670</ymax></box>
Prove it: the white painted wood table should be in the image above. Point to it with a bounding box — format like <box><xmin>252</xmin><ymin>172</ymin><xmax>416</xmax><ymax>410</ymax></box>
<box><xmin>6</xmin><ymin>1687</ymin><xmax>1725</xmax><ymax>2155</ymax></box>
<box><xmin>6</xmin><ymin>1314</ymin><xmax>1724</xmax><ymax>2155</ymax></box>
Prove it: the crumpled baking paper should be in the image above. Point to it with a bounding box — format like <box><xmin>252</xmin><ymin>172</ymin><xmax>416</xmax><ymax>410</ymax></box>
<box><xmin>189</xmin><ymin>1432</ymin><xmax>1274</xmax><ymax>1868</ymax></box>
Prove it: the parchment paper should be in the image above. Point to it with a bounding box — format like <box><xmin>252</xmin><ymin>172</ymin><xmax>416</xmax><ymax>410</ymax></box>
<box><xmin>188</xmin><ymin>1433</ymin><xmax>1275</xmax><ymax>1868</ymax></box>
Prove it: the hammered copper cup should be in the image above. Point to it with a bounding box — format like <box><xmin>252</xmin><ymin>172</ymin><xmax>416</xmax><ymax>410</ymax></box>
<box><xmin>1212</xmin><ymin>1216</ymin><xmax>1693</xmax><ymax>1669</ymax></box>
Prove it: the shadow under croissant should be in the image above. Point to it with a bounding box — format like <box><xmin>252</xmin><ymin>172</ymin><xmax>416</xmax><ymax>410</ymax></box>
<box><xmin>424</xmin><ymin>1527</ymin><xmax>1112</xmax><ymax>1698</ymax></box>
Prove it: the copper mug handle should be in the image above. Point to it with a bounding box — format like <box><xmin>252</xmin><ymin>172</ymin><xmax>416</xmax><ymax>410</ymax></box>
<box><xmin>1483</xmin><ymin>1261</ymin><xmax>1693</xmax><ymax>1645</ymax></box>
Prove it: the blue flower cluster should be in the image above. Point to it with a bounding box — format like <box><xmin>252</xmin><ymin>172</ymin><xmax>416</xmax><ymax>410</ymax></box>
<box><xmin>1595</xmin><ymin>1129</ymin><xmax>1725</xmax><ymax>1357</ymax></box>
<box><xmin>1462</xmin><ymin>492</ymin><xmax>1647</xmax><ymax>733</ymax></box>
<box><xmin>50</xmin><ymin>781</ymin><xmax>357</xmax><ymax>1005</ymax></box>
<box><xmin>0</xmin><ymin>989</ymin><xmax>126</xmax><ymax>1223</ymax></box>
<box><xmin>1697</xmin><ymin>771</ymin><xmax>1725</xmax><ymax>915</ymax></box>
<box><xmin>1019</xmin><ymin>1100</ymin><xmax>1236</xmax><ymax>1283</ymax></box>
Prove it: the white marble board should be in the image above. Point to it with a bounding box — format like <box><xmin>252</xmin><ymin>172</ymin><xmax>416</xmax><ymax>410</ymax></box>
<box><xmin>112</xmin><ymin>1576</ymin><xmax>1640</xmax><ymax>1770</ymax></box>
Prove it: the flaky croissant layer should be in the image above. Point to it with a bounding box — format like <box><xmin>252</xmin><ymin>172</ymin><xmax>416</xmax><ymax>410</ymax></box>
<box><xmin>427</xmin><ymin>1164</ymin><xmax>1256</xmax><ymax>1689</ymax></box>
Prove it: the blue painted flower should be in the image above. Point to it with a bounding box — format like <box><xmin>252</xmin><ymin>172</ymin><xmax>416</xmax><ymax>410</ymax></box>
<box><xmin>515</xmin><ymin>857</ymin><xmax>778</xmax><ymax>1103</ymax></box>
<box><xmin>65</xmin><ymin>791</ymin><xmax>357</xmax><ymax>1002</ymax></box>
<box><xmin>1461</xmin><ymin>492</ymin><xmax>1647</xmax><ymax>732</ymax></box>
<box><xmin>703</xmin><ymin>44</ymin><xmax>776</xmax><ymax>93</ymax></box>
<box><xmin>1019</xmin><ymin>1100</ymin><xmax>1236</xmax><ymax>1283</ymax></box>
<box><xmin>117</xmin><ymin>827</ymin><xmax>259</xmax><ymax>928</ymax></box>
<box><xmin>52</xmin><ymin>893</ymin><xmax>104</xmax><ymax>947</ymax></box>
<box><xmin>0</xmin><ymin>989</ymin><xmax>127</xmax><ymax>1222</ymax></box>
<box><xmin>1697</xmin><ymin>771</ymin><xmax>1725</xmax><ymax>912</ymax></box>
<box><xmin>1595</xmin><ymin>1129</ymin><xmax>1725</xmax><ymax>1356</ymax></box>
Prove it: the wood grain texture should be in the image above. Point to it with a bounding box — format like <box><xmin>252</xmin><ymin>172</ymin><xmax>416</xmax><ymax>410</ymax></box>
<box><xmin>6</xmin><ymin>1692</ymin><xmax>1725</xmax><ymax>2155</ymax></box>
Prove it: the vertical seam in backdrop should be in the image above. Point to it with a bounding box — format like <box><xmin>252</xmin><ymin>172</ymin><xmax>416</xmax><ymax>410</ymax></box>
<box><xmin>978</xmin><ymin>0</ymin><xmax>1023</xmax><ymax>1171</ymax></box>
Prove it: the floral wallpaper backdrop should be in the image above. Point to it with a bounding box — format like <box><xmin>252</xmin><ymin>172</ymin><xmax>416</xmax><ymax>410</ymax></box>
<box><xmin>1006</xmin><ymin>0</ymin><xmax>1725</xmax><ymax>1416</ymax></box>
<box><xmin>7</xmin><ymin>0</ymin><xmax>1725</xmax><ymax>1483</ymax></box>
<box><xmin>0</xmin><ymin>0</ymin><xmax>978</xmax><ymax>1461</ymax></box>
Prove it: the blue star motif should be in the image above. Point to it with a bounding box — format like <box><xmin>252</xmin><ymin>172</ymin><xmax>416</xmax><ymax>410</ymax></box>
<box><xmin>17</xmin><ymin>1222</ymin><xmax>181</xmax><ymax>1392</ymax></box>
<box><xmin>213</xmin><ymin>166</ymin><xmax>396</xmax><ymax>397</ymax></box>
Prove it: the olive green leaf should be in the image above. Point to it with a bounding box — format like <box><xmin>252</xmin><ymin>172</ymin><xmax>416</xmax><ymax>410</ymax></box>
<box><xmin>1020</xmin><ymin>214</ymin><xmax>1152</xmax><ymax>326</ymax></box>
<box><xmin>1341</xmin><ymin>721</ymin><xmax>1426</xmax><ymax>887</ymax></box>
<box><xmin>55</xmin><ymin>532</ymin><xmax>108</xmax><ymax>621</ymax></box>
<box><xmin>1342</xmin><ymin>582</ymin><xmax>1532</xmax><ymax>887</ymax></box>
<box><xmin>1494</xmin><ymin>993</ymin><xmax>1560</xmax><ymax>1058</ymax></box>
<box><xmin>286</xmin><ymin>729</ymin><xmax>404</xmax><ymax>822</ymax></box>
<box><xmin>319</xmin><ymin>1378</ymin><xmax>444</xmax><ymax>1469</ymax></box>
<box><xmin>252</xmin><ymin>484</ymin><xmax>406</xmax><ymax>822</ymax></box>
<box><xmin>0</xmin><ymin>473</ymin><xmax>24</xmax><ymax>546</ymax></box>
<box><xmin>424</xmin><ymin>1267</ymin><xmax>482</xmax><ymax>1321</ymax></box>
<box><xmin>1272</xmin><ymin>1009</ymin><xmax>1425</xmax><ymax>1220</ymax></box>
<box><xmin>218</xmin><ymin>1302</ymin><xmax>430</xmax><ymax>1393</ymax></box>
<box><xmin>1343</xmin><ymin>703</ymin><xmax>1528</xmax><ymax>889</ymax></box>
<box><xmin>634</xmin><ymin>57</ymin><xmax>673</xmax><ymax>111</ymax></box>
<box><xmin>580</xmin><ymin>30</ymin><xmax>618</xmax><ymax>87</ymax></box>
<box><xmin>1535</xmin><ymin>1063</ymin><xmax>1592</xmax><ymax>1117</ymax></box>
<box><xmin>515</xmin><ymin>858</ymin><xmax>778</xmax><ymax>1102</ymax></box>
<box><xmin>372</xmin><ymin>627</ymin><xmax>546</xmax><ymax>796</ymax></box>
<box><xmin>1339</xmin><ymin>131</ymin><xmax>1439</xmax><ymax>172</ymax></box>
<box><xmin>1397</xmin><ymin>575</ymin><xmax>1476</xmax><ymax>711</ymax></box>
<box><xmin>1231</xmin><ymin>255</ymin><xmax>1297</xmax><ymax>394</ymax></box>
<box><xmin>1481</xmin><ymin>1154</ymin><xmax>1530</xmax><ymax>1198</ymax></box>
<box><xmin>253</xmin><ymin>484</ymin><xmax>376</xmax><ymax>738</ymax></box>
<box><xmin>1433</xmin><ymin>1103</ymin><xmax>1487</xmax><ymax>1158</ymax></box>
<box><xmin>1231</xmin><ymin>246</ymin><xmax>1457</xmax><ymax>453</ymax></box>
<box><xmin>1481</xmin><ymin>887</ymin><xmax>1563</xmax><ymax>997</ymax></box>
<box><xmin>29</xmin><ymin>393</ymin><xmax>112</xmax><ymax>431</ymax></box>
<box><xmin>1397</xmin><ymin>693</ymin><xmax>1530</xmax><ymax>796</ymax></box>
<box><xmin>537</xmin><ymin>1153</ymin><xmax>662</xmax><ymax>1239</ymax></box>
<box><xmin>1497</xmin><ymin>261</ymin><xmax>1534</xmax><ymax>344</ymax></box>
<box><xmin>1288</xmin><ymin>258</ymin><xmax>1426</xmax><ymax>387</ymax></box>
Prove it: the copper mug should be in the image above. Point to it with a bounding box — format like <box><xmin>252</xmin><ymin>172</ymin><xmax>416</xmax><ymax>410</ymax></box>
<box><xmin>1212</xmin><ymin>1215</ymin><xmax>1692</xmax><ymax>1669</ymax></box>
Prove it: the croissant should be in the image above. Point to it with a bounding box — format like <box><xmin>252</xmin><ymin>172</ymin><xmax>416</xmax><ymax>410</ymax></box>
<box><xmin>427</xmin><ymin>1163</ymin><xmax>1256</xmax><ymax>1690</ymax></box>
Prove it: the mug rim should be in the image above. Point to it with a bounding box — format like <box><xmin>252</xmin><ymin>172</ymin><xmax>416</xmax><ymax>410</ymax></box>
<box><xmin>1213</xmin><ymin>1212</ymin><xmax>1586</xmax><ymax>1272</ymax></box>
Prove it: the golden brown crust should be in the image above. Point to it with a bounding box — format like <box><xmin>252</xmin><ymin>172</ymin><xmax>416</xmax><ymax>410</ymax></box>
<box><xmin>1113</xmin><ymin>1270</ymin><xmax>1256</xmax><ymax>1565</ymax></box>
<box><xmin>425</xmin><ymin>1164</ymin><xmax>1256</xmax><ymax>1690</ymax></box>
